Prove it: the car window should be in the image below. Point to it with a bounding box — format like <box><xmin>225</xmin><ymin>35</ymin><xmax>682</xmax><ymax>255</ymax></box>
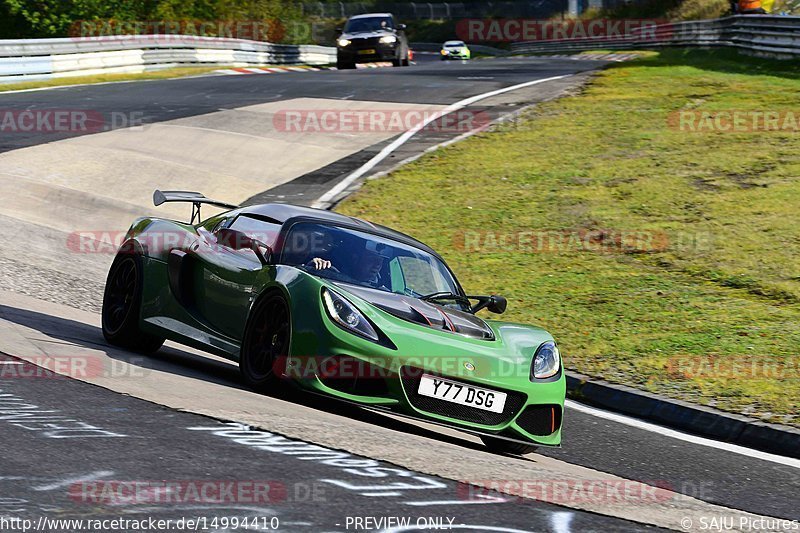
<box><xmin>393</xmin><ymin>256</ymin><xmax>452</xmax><ymax>296</ymax></box>
<box><xmin>281</xmin><ymin>222</ymin><xmax>459</xmax><ymax>296</ymax></box>
<box><xmin>345</xmin><ymin>17</ymin><xmax>393</xmax><ymax>33</ymax></box>
<box><xmin>199</xmin><ymin>214</ymin><xmax>230</xmax><ymax>233</ymax></box>
<box><xmin>227</xmin><ymin>215</ymin><xmax>281</xmax><ymax>248</ymax></box>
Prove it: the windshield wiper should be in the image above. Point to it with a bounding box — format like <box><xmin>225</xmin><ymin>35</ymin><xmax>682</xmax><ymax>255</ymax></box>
<box><xmin>419</xmin><ymin>291</ymin><xmax>471</xmax><ymax>306</ymax></box>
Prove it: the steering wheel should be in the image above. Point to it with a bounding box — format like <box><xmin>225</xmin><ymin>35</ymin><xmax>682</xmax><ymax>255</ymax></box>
<box><xmin>304</xmin><ymin>258</ymin><xmax>341</xmax><ymax>274</ymax></box>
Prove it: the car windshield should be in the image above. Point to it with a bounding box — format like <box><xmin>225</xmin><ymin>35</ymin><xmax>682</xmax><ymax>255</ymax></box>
<box><xmin>445</xmin><ymin>41</ymin><xmax>465</xmax><ymax>47</ymax></box>
<box><xmin>281</xmin><ymin>222</ymin><xmax>460</xmax><ymax>297</ymax></box>
<box><xmin>345</xmin><ymin>16</ymin><xmax>393</xmax><ymax>33</ymax></box>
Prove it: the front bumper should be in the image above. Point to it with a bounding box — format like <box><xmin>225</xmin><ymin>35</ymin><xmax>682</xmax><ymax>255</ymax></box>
<box><xmin>338</xmin><ymin>43</ymin><xmax>399</xmax><ymax>63</ymax></box>
<box><xmin>277</xmin><ymin>269</ymin><xmax>566</xmax><ymax>446</ymax></box>
<box><xmin>292</xmin><ymin>355</ymin><xmax>564</xmax><ymax>447</ymax></box>
<box><xmin>285</xmin><ymin>283</ymin><xmax>564</xmax><ymax>446</ymax></box>
<box><xmin>441</xmin><ymin>50</ymin><xmax>470</xmax><ymax>59</ymax></box>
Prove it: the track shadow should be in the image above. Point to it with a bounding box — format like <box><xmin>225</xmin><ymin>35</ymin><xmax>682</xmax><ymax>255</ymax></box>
<box><xmin>0</xmin><ymin>303</ymin><xmax>531</xmax><ymax>459</ymax></box>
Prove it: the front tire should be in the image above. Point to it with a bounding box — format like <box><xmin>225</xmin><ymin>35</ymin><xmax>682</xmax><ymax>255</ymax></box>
<box><xmin>336</xmin><ymin>60</ymin><xmax>356</xmax><ymax>70</ymax></box>
<box><xmin>102</xmin><ymin>244</ymin><xmax>164</xmax><ymax>354</ymax></box>
<box><xmin>240</xmin><ymin>292</ymin><xmax>291</xmax><ymax>393</ymax></box>
<box><xmin>481</xmin><ymin>435</ymin><xmax>538</xmax><ymax>456</ymax></box>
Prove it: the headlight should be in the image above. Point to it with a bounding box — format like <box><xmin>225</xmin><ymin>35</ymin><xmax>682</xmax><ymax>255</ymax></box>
<box><xmin>531</xmin><ymin>341</ymin><xmax>561</xmax><ymax>380</ymax></box>
<box><xmin>337</xmin><ymin>38</ymin><xmax>351</xmax><ymax>47</ymax></box>
<box><xmin>441</xmin><ymin>50</ymin><xmax>448</xmax><ymax>55</ymax></box>
<box><xmin>322</xmin><ymin>288</ymin><xmax>379</xmax><ymax>342</ymax></box>
<box><xmin>379</xmin><ymin>35</ymin><xmax>397</xmax><ymax>44</ymax></box>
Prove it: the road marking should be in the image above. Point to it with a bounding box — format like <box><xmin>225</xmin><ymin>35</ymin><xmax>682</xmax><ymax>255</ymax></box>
<box><xmin>404</xmin><ymin>494</ymin><xmax>508</xmax><ymax>506</ymax></box>
<box><xmin>312</xmin><ymin>74</ymin><xmax>571</xmax><ymax>208</ymax></box>
<box><xmin>550</xmin><ymin>512</ymin><xmax>574</xmax><ymax>533</ymax></box>
<box><xmin>565</xmin><ymin>399</ymin><xmax>800</xmax><ymax>469</ymax></box>
<box><xmin>382</xmin><ymin>526</ymin><xmax>535</xmax><ymax>533</ymax></box>
<box><xmin>32</xmin><ymin>470</ymin><xmax>114</xmax><ymax>491</ymax></box>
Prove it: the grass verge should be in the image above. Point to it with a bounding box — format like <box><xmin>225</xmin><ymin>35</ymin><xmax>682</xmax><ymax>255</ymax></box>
<box><xmin>336</xmin><ymin>48</ymin><xmax>800</xmax><ymax>426</ymax></box>
<box><xmin>0</xmin><ymin>66</ymin><xmax>252</xmax><ymax>92</ymax></box>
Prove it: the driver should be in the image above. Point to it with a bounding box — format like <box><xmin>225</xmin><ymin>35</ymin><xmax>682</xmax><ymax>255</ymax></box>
<box><xmin>308</xmin><ymin>240</ymin><xmax>391</xmax><ymax>288</ymax></box>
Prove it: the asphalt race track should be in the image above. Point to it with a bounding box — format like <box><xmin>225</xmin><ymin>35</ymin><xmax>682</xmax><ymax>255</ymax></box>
<box><xmin>0</xmin><ymin>55</ymin><xmax>798</xmax><ymax>532</ymax></box>
<box><xmin>0</xmin><ymin>353</ymin><xmax>658</xmax><ymax>533</ymax></box>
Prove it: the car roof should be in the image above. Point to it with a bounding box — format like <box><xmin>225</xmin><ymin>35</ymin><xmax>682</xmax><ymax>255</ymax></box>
<box><xmin>239</xmin><ymin>203</ymin><xmax>439</xmax><ymax>257</ymax></box>
<box><xmin>349</xmin><ymin>13</ymin><xmax>393</xmax><ymax>19</ymax></box>
<box><xmin>444</xmin><ymin>40</ymin><xmax>465</xmax><ymax>45</ymax></box>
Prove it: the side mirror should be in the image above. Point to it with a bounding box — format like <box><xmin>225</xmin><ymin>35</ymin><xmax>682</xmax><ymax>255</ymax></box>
<box><xmin>487</xmin><ymin>295</ymin><xmax>508</xmax><ymax>314</ymax></box>
<box><xmin>335</xmin><ymin>26</ymin><xmax>343</xmax><ymax>33</ymax></box>
<box><xmin>397</xmin><ymin>23</ymin><xmax>407</xmax><ymax>30</ymax></box>
<box><xmin>216</xmin><ymin>228</ymin><xmax>272</xmax><ymax>266</ymax></box>
<box><xmin>468</xmin><ymin>294</ymin><xmax>508</xmax><ymax>314</ymax></box>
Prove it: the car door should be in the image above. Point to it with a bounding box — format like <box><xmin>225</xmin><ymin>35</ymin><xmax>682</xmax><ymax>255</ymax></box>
<box><xmin>192</xmin><ymin>214</ymin><xmax>280</xmax><ymax>341</ymax></box>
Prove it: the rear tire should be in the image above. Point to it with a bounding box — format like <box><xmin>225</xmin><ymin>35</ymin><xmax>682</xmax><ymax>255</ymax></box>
<box><xmin>102</xmin><ymin>244</ymin><xmax>164</xmax><ymax>354</ymax></box>
<box><xmin>481</xmin><ymin>436</ymin><xmax>538</xmax><ymax>456</ymax></box>
<box><xmin>240</xmin><ymin>293</ymin><xmax>291</xmax><ymax>393</ymax></box>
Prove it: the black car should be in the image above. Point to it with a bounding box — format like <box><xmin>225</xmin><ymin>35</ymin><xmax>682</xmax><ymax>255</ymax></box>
<box><xmin>336</xmin><ymin>13</ymin><xmax>410</xmax><ymax>69</ymax></box>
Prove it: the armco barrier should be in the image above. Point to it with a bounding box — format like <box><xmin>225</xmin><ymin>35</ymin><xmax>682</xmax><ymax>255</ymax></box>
<box><xmin>510</xmin><ymin>15</ymin><xmax>800</xmax><ymax>59</ymax></box>
<box><xmin>0</xmin><ymin>35</ymin><xmax>336</xmax><ymax>83</ymax></box>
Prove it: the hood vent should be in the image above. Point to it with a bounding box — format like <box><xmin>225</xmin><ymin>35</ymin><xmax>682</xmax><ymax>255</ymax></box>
<box><xmin>335</xmin><ymin>283</ymin><xmax>495</xmax><ymax>340</ymax></box>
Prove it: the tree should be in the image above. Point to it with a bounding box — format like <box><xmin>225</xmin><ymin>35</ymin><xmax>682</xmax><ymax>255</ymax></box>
<box><xmin>1</xmin><ymin>0</ymin><xmax>304</xmax><ymax>40</ymax></box>
<box><xmin>2</xmin><ymin>0</ymin><xmax>159</xmax><ymax>37</ymax></box>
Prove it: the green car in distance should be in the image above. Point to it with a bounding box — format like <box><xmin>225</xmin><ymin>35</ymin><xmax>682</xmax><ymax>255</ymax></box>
<box><xmin>102</xmin><ymin>191</ymin><xmax>565</xmax><ymax>455</ymax></box>
<box><xmin>441</xmin><ymin>40</ymin><xmax>471</xmax><ymax>60</ymax></box>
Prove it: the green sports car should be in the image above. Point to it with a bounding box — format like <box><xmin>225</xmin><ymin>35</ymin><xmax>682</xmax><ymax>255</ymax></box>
<box><xmin>102</xmin><ymin>190</ymin><xmax>565</xmax><ymax>455</ymax></box>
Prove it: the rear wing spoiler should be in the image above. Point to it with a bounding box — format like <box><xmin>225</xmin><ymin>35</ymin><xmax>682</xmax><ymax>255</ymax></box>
<box><xmin>153</xmin><ymin>190</ymin><xmax>239</xmax><ymax>224</ymax></box>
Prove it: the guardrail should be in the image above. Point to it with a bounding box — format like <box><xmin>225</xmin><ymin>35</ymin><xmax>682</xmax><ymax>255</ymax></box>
<box><xmin>510</xmin><ymin>15</ymin><xmax>800</xmax><ymax>59</ymax></box>
<box><xmin>0</xmin><ymin>35</ymin><xmax>337</xmax><ymax>83</ymax></box>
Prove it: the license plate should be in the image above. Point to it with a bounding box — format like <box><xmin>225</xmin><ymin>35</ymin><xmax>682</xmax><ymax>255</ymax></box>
<box><xmin>358</xmin><ymin>49</ymin><xmax>376</xmax><ymax>55</ymax></box>
<box><xmin>418</xmin><ymin>375</ymin><xmax>506</xmax><ymax>414</ymax></box>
